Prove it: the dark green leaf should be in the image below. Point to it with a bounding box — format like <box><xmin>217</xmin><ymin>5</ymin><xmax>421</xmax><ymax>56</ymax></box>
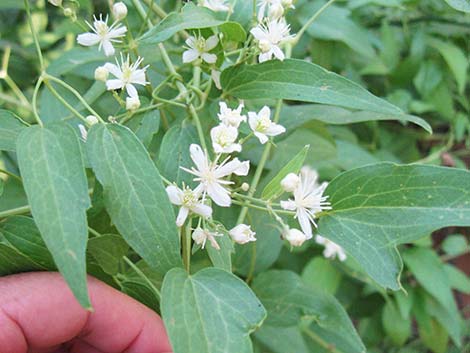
<box><xmin>17</xmin><ymin>123</ymin><xmax>91</xmax><ymax>308</ymax></box>
<box><xmin>382</xmin><ymin>301</ymin><xmax>411</xmax><ymax>346</ymax></box>
<box><xmin>87</xmin><ymin>234</ymin><xmax>129</xmax><ymax>275</ymax></box>
<box><xmin>318</xmin><ymin>163</ymin><xmax>470</xmax><ymax>291</ymax></box>
<box><xmin>162</xmin><ymin>267</ymin><xmax>266</xmax><ymax>353</ymax></box>
<box><xmin>0</xmin><ymin>243</ymin><xmax>41</xmax><ymax>275</ymax></box>
<box><xmin>221</xmin><ymin>59</ymin><xmax>403</xmax><ymax>115</ymax></box>
<box><xmin>87</xmin><ymin>124</ymin><xmax>182</xmax><ymax>275</ymax></box>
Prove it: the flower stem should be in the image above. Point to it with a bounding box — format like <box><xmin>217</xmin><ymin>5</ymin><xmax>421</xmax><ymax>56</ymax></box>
<box><xmin>236</xmin><ymin>99</ymin><xmax>283</xmax><ymax>224</ymax></box>
<box><xmin>123</xmin><ymin>256</ymin><xmax>161</xmax><ymax>300</ymax></box>
<box><xmin>0</xmin><ymin>205</ymin><xmax>31</xmax><ymax>219</ymax></box>
<box><xmin>24</xmin><ymin>0</ymin><xmax>45</xmax><ymax>71</ymax></box>
<box><xmin>31</xmin><ymin>76</ymin><xmax>44</xmax><ymax>127</ymax></box>
<box><xmin>183</xmin><ymin>221</ymin><xmax>192</xmax><ymax>273</ymax></box>
<box><xmin>293</xmin><ymin>0</ymin><xmax>337</xmax><ymax>46</ymax></box>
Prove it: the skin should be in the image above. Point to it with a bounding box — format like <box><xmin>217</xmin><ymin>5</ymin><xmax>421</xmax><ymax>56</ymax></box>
<box><xmin>0</xmin><ymin>272</ymin><xmax>173</xmax><ymax>353</ymax></box>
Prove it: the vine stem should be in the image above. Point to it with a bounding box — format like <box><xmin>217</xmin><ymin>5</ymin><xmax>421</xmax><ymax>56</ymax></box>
<box><xmin>0</xmin><ymin>205</ymin><xmax>30</xmax><ymax>219</ymax></box>
<box><xmin>44</xmin><ymin>81</ymin><xmax>89</xmax><ymax>124</ymax></box>
<box><xmin>292</xmin><ymin>0</ymin><xmax>337</xmax><ymax>45</ymax></box>
<box><xmin>183</xmin><ymin>222</ymin><xmax>192</xmax><ymax>273</ymax></box>
<box><xmin>123</xmin><ymin>256</ymin><xmax>161</xmax><ymax>300</ymax></box>
<box><xmin>24</xmin><ymin>0</ymin><xmax>44</xmax><ymax>70</ymax></box>
<box><xmin>236</xmin><ymin>99</ymin><xmax>283</xmax><ymax>225</ymax></box>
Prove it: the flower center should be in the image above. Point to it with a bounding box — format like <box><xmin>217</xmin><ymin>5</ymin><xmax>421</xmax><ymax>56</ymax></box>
<box><xmin>182</xmin><ymin>188</ymin><xmax>198</xmax><ymax>207</ymax></box>
<box><xmin>256</xmin><ymin>116</ymin><xmax>271</xmax><ymax>132</ymax></box>
<box><xmin>216</xmin><ymin>130</ymin><xmax>233</xmax><ymax>147</ymax></box>
<box><xmin>121</xmin><ymin>64</ymin><xmax>133</xmax><ymax>83</ymax></box>
<box><xmin>96</xmin><ymin>22</ymin><xmax>109</xmax><ymax>37</ymax></box>
<box><xmin>195</xmin><ymin>37</ymin><xmax>207</xmax><ymax>53</ymax></box>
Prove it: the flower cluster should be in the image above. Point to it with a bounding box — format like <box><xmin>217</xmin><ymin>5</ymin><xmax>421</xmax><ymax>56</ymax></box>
<box><xmin>250</xmin><ymin>0</ymin><xmax>295</xmax><ymax>62</ymax></box>
<box><xmin>76</xmin><ymin>2</ymin><xmax>148</xmax><ymax>113</ymax></box>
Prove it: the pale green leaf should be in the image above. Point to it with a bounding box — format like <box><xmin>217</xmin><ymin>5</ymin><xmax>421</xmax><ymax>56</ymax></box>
<box><xmin>206</xmin><ymin>233</ymin><xmax>234</xmax><ymax>272</ymax></box>
<box><xmin>318</xmin><ymin>163</ymin><xmax>470</xmax><ymax>291</ymax></box>
<box><xmin>444</xmin><ymin>0</ymin><xmax>470</xmax><ymax>12</ymax></box>
<box><xmin>403</xmin><ymin>247</ymin><xmax>461</xmax><ymax>345</ymax></box>
<box><xmin>161</xmin><ymin>267</ymin><xmax>266</xmax><ymax>353</ymax></box>
<box><xmin>443</xmin><ymin>264</ymin><xmax>470</xmax><ymax>294</ymax></box>
<box><xmin>301</xmin><ymin>257</ymin><xmax>342</xmax><ymax>295</ymax></box>
<box><xmin>429</xmin><ymin>38</ymin><xmax>469</xmax><ymax>94</ymax></box>
<box><xmin>139</xmin><ymin>3</ymin><xmax>224</xmax><ymax>44</ymax></box>
<box><xmin>261</xmin><ymin>145</ymin><xmax>309</xmax><ymax>200</ymax></box>
<box><xmin>255</xmin><ymin>326</ymin><xmax>310</xmax><ymax>353</ymax></box>
<box><xmin>280</xmin><ymin>104</ymin><xmax>431</xmax><ymax>133</ymax></box>
<box><xmin>222</xmin><ymin>59</ymin><xmax>403</xmax><ymax>115</ymax></box>
<box><xmin>0</xmin><ymin>109</ymin><xmax>27</xmax><ymax>151</ymax></box>
<box><xmin>17</xmin><ymin>123</ymin><xmax>91</xmax><ymax>308</ymax></box>
<box><xmin>382</xmin><ymin>301</ymin><xmax>411</xmax><ymax>346</ymax></box>
<box><xmin>87</xmin><ymin>124</ymin><xmax>182</xmax><ymax>275</ymax></box>
<box><xmin>441</xmin><ymin>234</ymin><xmax>468</xmax><ymax>256</ymax></box>
<box><xmin>0</xmin><ymin>215</ymin><xmax>55</xmax><ymax>270</ymax></box>
<box><xmin>220</xmin><ymin>22</ymin><xmax>247</xmax><ymax>42</ymax></box>
<box><xmin>252</xmin><ymin>270</ymin><xmax>365</xmax><ymax>353</ymax></box>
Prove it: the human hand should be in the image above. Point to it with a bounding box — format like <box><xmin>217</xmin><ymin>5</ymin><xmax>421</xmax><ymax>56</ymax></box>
<box><xmin>0</xmin><ymin>272</ymin><xmax>173</xmax><ymax>353</ymax></box>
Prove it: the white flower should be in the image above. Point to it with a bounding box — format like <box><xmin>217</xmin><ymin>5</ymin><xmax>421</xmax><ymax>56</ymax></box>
<box><xmin>199</xmin><ymin>0</ymin><xmax>230</xmax><ymax>12</ymax></box>
<box><xmin>250</xmin><ymin>18</ymin><xmax>292</xmax><ymax>62</ymax></box>
<box><xmin>281</xmin><ymin>167</ymin><xmax>331</xmax><ymax>238</ymax></box>
<box><xmin>48</xmin><ymin>0</ymin><xmax>62</xmax><ymax>6</ymax></box>
<box><xmin>218</xmin><ymin>102</ymin><xmax>246</xmax><ymax>128</ymax></box>
<box><xmin>229</xmin><ymin>224</ymin><xmax>256</xmax><ymax>244</ymax></box>
<box><xmin>94</xmin><ymin>65</ymin><xmax>109</xmax><ymax>81</ymax></box>
<box><xmin>258</xmin><ymin>0</ymin><xmax>281</xmax><ymax>21</ymax></box>
<box><xmin>315</xmin><ymin>235</ymin><xmax>347</xmax><ymax>261</ymax></box>
<box><xmin>281</xmin><ymin>172</ymin><xmax>300</xmax><ymax>192</ymax></box>
<box><xmin>248</xmin><ymin>106</ymin><xmax>286</xmax><ymax>144</ymax></box>
<box><xmin>126</xmin><ymin>96</ymin><xmax>141</xmax><ymax>111</ymax></box>
<box><xmin>181</xmin><ymin>144</ymin><xmax>250</xmax><ymax>207</ymax></box>
<box><xmin>211</xmin><ymin>69</ymin><xmax>222</xmax><ymax>89</ymax></box>
<box><xmin>112</xmin><ymin>2</ymin><xmax>128</xmax><ymax>20</ymax></box>
<box><xmin>104</xmin><ymin>55</ymin><xmax>149</xmax><ymax>98</ymax></box>
<box><xmin>284</xmin><ymin>228</ymin><xmax>310</xmax><ymax>247</ymax></box>
<box><xmin>183</xmin><ymin>35</ymin><xmax>219</xmax><ymax>64</ymax></box>
<box><xmin>282</xmin><ymin>0</ymin><xmax>295</xmax><ymax>8</ymax></box>
<box><xmin>211</xmin><ymin>124</ymin><xmax>242</xmax><ymax>154</ymax></box>
<box><xmin>76</xmin><ymin>14</ymin><xmax>127</xmax><ymax>57</ymax></box>
<box><xmin>192</xmin><ymin>227</ymin><xmax>222</xmax><ymax>250</ymax></box>
<box><xmin>166</xmin><ymin>185</ymin><xmax>213</xmax><ymax>227</ymax></box>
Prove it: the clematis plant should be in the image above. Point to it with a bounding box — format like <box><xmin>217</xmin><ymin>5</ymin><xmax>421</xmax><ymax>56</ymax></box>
<box><xmin>2</xmin><ymin>1</ymin><xmax>470</xmax><ymax>353</ymax></box>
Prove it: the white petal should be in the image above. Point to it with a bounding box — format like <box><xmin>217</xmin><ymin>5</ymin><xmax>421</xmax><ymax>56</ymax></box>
<box><xmin>183</xmin><ymin>49</ymin><xmax>199</xmax><ymax>63</ymax></box>
<box><xmin>250</xmin><ymin>27</ymin><xmax>266</xmax><ymax>41</ymax></box>
<box><xmin>106</xmin><ymin>79</ymin><xmax>125</xmax><ymax>91</ymax></box>
<box><xmin>189</xmin><ymin>144</ymin><xmax>208</xmax><ymax>172</ymax></box>
<box><xmin>176</xmin><ymin>207</ymin><xmax>189</xmax><ymax>227</ymax></box>
<box><xmin>266</xmin><ymin>123</ymin><xmax>286</xmax><ymax>137</ymax></box>
<box><xmin>254</xmin><ymin>131</ymin><xmax>269</xmax><ymax>144</ymax></box>
<box><xmin>109</xmin><ymin>25</ymin><xmax>127</xmax><ymax>39</ymax></box>
<box><xmin>272</xmin><ymin>45</ymin><xmax>285</xmax><ymax>61</ymax></box>
<box><xmin>166</xmin><ymin>185</ymin><xmax>183</xmax><ymax>205</ymax></box>
<box><xmin>202</xmin><ymin>53</ymin><xmax>217</xmax><ymax>64</ymax></box>
<box><xmin>191</xmin><ymin>203</ymin><xmax>213</xmax><ymax>218</ymax></box>
<box><xmin>233</xmin><ymin>160</ymin><xmax>249</xmax><ymax>176</ymax></box>
<box><xmin>77</xmin><ymin>33</ymin><xmax>101</xmax><ymax>46</ymax></box>
<box><xmin>259</xmin><ymin>106</ymin><xmax>271</xmax><ymax>119</ymax></box>
<box><xmin>297</xmin><ymin>209</ymin><xmax>313</xmax><ymax>238</ymax></box>
<box><xmin>207</xmin><ymin>182</ymin><xmax>231</xmax><ymax>207</ymax></box>
<box><xmin>130</xmin><ymin>69</ymin><xmax>147</xmax><ymax>85</ymax></box>
<box><xmin>259</xmin><ymin>52</ymin><xmax>272</xmax><ymax>63</ymax></box>
<box><xmin>125</xmin><ymin>83</ymin><xmax>138</xmax><ymax>98</ymax></box>
<box><xmin>103</xmin><ymin>63</ymin><xmax>122</xmax><ymax>78</ymax></box>
<box><xmin>280</xmin><ymin>200</ymin><xmax>296</xmax><ymax>211</ymax></box>
<box><xmin>215</xmin><ymin>159</ymin><xmax>242</xmax><ymax>178</ymax></box>
<box><xmin>185</xmin><ymin>36</ymin><xmax>196</xmax><ymax>48</ymax></box>
<box><xmin>248</xmin><ymin>112</ymin><xmax>259</xmax><ymax>132</ymax></box>
<box><xmin>102</xmin><ymin>40</ymin><xmax>115</xmax><ymax>56</ymax></box>
<box><xmin>205</xmin><ymin>35</ymin><xmax>219</xmax><ymax>51</ymax></box>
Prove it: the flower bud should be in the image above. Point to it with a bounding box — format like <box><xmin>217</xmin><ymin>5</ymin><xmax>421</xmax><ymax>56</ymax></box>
<box><xmin>63</xmin><ymin>7</ymin><xmax>73</xmax><ymax>17</ymax></box>
<box><xmin>282</xmin><ymin>0</ymin><xmax>294</xmax><ymax>8</ymax></box>
<box><xmin>78</xmin><ymin>124</ymin><xmax>88</xmax><ymax>141</ymax></box>
<box><xmin>86</xmin><ymin>115</ymin><xmax>99</xmax><ymax>125</ymax></box>
<box><xmin>192</xmin><ymin>227</ymin><xmax>206</xmax><ymax>246</ymax></box>
<box><xmin>229</xmin><ymin>224</ymin><xmax>256</xmax><ymax>244</ymax></box>
<box><xmin>241</xmin><ymin>182</ymin><xmax>250</xmax><ymax>192</ymax></box>
<box><xmin>281</xmin><ymin>173</ymin><xmax>300</xmax><ymax>192</ymax></box>
<box><xmin>268</xmin><ymin>3</ymin><xmax>284</xmax><ymax>19</ymax></box>
<box><xmin>112</xmin><ymin>2</ymin><xmax>128</xmax><ymax>20</ymax></box>
<box><xmin>48</xmin><ymin>0</ymin><xmax>62</xmax><ymax>6</ymax></box>
<box><xmin>284</xmin><ymin>228</ymin><xmax>309</xmax><ymax>247</ymax></box>
<box><xmin>126</xmin><ymin>96</ymin><xmax>141</xmax><ymax>111</ymax></box>
<box><xmin>94</xmin><ymin>66</ymin><xmax>109</xmax><ymax>82</ymax></box>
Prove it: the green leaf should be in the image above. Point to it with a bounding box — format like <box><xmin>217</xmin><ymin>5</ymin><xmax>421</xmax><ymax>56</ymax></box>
<box><xmin>0</xmin><ymin>215</ymin><xmax>55</xmax><ymax>270</ymax></box>
<box><xmin>419</xmin><ymin>319</ymin><xmax>449</xmax><ymax>353</ymax></box>
<box><xmin>444</xmin><ymin>0</ymin><xmax>470</xmax><ymax>12</ymax></box>
<box><xmin>252</xmin><ymin>270</ymin><xmax>365</xmax><ymax>353</ymax></box>
<box><xmin>403</xmin><ymin>247</ymin><xmax>461</xmax><ymax>345</ymax></box>
<box><xmin>261</xmin><ymin>145</ymin><xmax>309</xmax><ymax>200</ymax></box>
<box><xmin>255</xmin><ymin>326</ymin><xmax>310</xmax><ymax>353</ymax></box>
<box><xmin>301</xmin><ymin>257</ymin><xmax>342</xmax><ymax>295</ymax></box>
<box><xmin>280</xmin><ymin>104</ymin><xmax>432</xmax><ymax>134</ymax></box>
<box><xmin>87</xmin><ymin>124</ymin><xmax>182</xmax><ymax>275</ymax></box>
<box><xmin>87</xmin><ymin>234</ymin><xmax>129</xmax><ymax>275</ymax></box>
<box><xmin>382</xmin><ymin>301</ymin><xmax>411</xmax><ymax>346</ymax></box>
<box><xmin>429</xmin><ymin>38</ymin><xmax>469</xmax><ymax>94</ymax></box>
<box><xmin>161</xmin><ymin>267</ymin><xmax>266</xmax><ymax>353</ymax></box>
<box><xmin>0</xmin><ymin>179</ymin><xmax>3</xmax><ymax>198</ymax></box>
<box><xmin>16</xmin><ymin>123</ymin><xmax>91</xmax><ymax>308</ymax></box>
<box><xmin>441</xmin><ymin>234</ymin><xmax>468</xmax><ymax>256</ymax></box>
<box><xmin>0</xmin><ymin>0</ymin><xmax>24</xmax><ymax>9</ymax></box>
<box><xmin>0</xmin><ymin>243</ymin><xmax>41</xmax><ymax>275</ymax></box>
<box><xmin>222</xmin><ymin>59</ymin><xmax>403</xmax><ymax>115</ymax></box>
<box><xmin>139</xmin><ymin>3</ymin><xmax>224</xmax><ymax>44</ymax></box>
<box><xmin>157</xmin><ymin>123</ymin><xmax>199</xmax><ymax>187</ymax></box>
<box><xmin>299</xmin><ymin>2</ymin><xmax>375</xmax><ymax>58</ymax></box>
<box><xmin>0</xmin><ymin>110</ymin><xmax>27</xmax><ymax>151</ymax></box>
<box><xmin>443</xmin><ymin>264</ymin><xmax>470</xmax><ymax>294</ymax></box>
<box><xmin>220</xmin><ymin>22</ymin><xmax>246</xmax><ymax>42</ymax></box>
<box><xmin>318</xmin><ymin>163</ymin><xmax>470</xmax><ymax>291</ymax></box>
